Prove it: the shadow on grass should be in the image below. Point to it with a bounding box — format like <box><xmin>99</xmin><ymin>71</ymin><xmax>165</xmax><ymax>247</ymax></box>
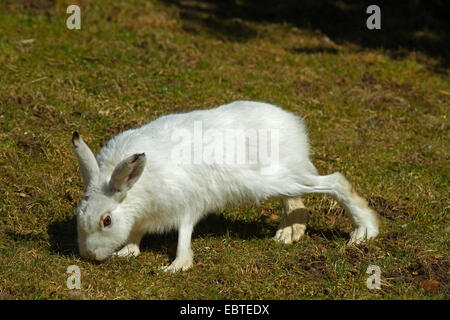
<box><xmin>46</xmin><ymin>212</ymin><xmax>350</xmax><ymax>262</ymax></box>
<box><xmin>45</xmin><ymin>213</ymin><xmax>276</xmax><ymax>260</ymax></box>
<box><xmin>47</xmin><ymin>216</ymin><xmax>79</xmax><ymax>257</ymax></box>
<box><xmin>140</xmin><ymin>213</ymin><xmax>276</xmax><ymax>260</ymax></box>
<box><xmin>164</xmin><ymin>0</ymin><xmax>450</xmax><ymax>70</ymax></box>
<box><xmin>307</xmin><ymin>227</ymin><xmax>349</xmax><ymax>242</ymax></box>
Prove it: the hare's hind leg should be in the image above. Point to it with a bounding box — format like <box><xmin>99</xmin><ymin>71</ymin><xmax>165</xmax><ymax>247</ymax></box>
<box><xmin>273</xmin><ymin>196</ymin><xmax>309</xmax><ymax>244</ymax></box>
<box><xmin>297</xmin><ymin>172</ymin><xmax>380</xmax><ymax>244</ymax></box>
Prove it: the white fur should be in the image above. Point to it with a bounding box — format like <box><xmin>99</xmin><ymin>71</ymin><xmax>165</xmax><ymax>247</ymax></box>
<box><xmin>73</xmin><ymin>101</ymin><xmax>379</xmax><ymax>271</ymax></box>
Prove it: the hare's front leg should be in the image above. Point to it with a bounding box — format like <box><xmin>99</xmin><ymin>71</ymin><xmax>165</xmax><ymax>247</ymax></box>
<box><xmin>274</xmin><ymin>196</ymin><xmax>309</xmax><ymax>244</ymax></box>
<box><xmin>162</xmin><ymin>222</ymin><xmax>194</xmax><ymax>272</ymax></box>
<box><xmin>114</xmin><ymin>231</ymin><xmax>144</xmax><ymax>258</ymax></box>
<box><xmin>115</xmin><ymin>243</ymin><xmax>140</xmax><ymax>257</ymax></box>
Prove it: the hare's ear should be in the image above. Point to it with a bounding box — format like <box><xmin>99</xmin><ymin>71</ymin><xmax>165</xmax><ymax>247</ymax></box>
<box><xmin>109</xmin><ymin>153</ymin><xmax>146</xmax><ymax>201</ymax></box>
<box><xmin>72</xmin><ymin>132</ymin><xmax>99</xmax><ymax>190</ymax></box>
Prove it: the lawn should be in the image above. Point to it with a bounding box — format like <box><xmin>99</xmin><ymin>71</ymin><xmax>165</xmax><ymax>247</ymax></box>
<box><xmin>0</xmin><ymin>0</ymin><xmax>448</xmax><ymax>299</ymax></box>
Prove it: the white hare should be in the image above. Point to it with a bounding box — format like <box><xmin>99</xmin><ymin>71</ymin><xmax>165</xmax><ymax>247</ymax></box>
<box><xmin>72</xmin><ymin>101</ymin><xmax>379</xmax><ymax>272</ymax></box>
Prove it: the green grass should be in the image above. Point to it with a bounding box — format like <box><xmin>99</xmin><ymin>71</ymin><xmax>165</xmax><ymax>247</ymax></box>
<box><xmin>0</xmin><ymin>0</ymin><xmax>448</xmax><ymax>299</ymax></box>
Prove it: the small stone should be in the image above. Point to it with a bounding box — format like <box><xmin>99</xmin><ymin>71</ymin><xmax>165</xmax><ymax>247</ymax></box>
<box><xmin>20</xmin><ymin>39</ymin><xmax>35</xmax><ymax>44</ymax></box>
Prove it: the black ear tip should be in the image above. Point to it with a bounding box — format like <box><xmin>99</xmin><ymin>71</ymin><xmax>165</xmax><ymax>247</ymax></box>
<box><xmin>72</xmin><ymin>131</ymin><xmax>80</xmax><ymax>145</ymax></box>
<box><xmin>130</xmin><ymin>153</ymin><xmax>146</xmax><ymax>163</ymax></box>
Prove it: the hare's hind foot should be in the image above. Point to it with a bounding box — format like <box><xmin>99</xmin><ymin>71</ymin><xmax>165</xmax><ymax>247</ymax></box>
<box><xmin>347</xmin><ymin>208</ymin><xmax>379</xmax><ymax>245</ymax></box>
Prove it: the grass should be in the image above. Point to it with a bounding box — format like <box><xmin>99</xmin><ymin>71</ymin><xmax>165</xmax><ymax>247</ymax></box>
<box><xmin>0</xmin><ymin>0</ymin><xmax>449</xmax><ymax>299</ymax></box>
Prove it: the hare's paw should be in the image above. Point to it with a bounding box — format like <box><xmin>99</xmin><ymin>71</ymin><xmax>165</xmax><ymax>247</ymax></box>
<box><xmin>274</xmin><ymin>206</ymin><xmax>309</xmax><ymax>245</ymax></box>
<box><xmin>273</xmin><ymin>223</ymin><xmax>306</xmax><ymax>244</ymax></box>
<box><xmin>161</xmin><ymin>257</ymin><xmax>193</xmax><ymax>273</ymax></box>
<box><xmin>348</xmin><ymin>225</ymin><xmax>379</xmax><ymax>245</ymax></box>
<box><xmin>114</xmin><ymin>243</ymin><xmax>140</xmax><ymax>258</ymax></box>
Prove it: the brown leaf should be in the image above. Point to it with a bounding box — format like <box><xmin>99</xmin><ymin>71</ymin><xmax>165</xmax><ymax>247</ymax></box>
<box><xmin>83</xmin><ymin>56</ymin><xmax>99</xmax><ymax>61</ymax></box>
<box><xmin>419</xmin><ymin>279</ymin><xmax>439</xmax><ymax>293</ymax></box>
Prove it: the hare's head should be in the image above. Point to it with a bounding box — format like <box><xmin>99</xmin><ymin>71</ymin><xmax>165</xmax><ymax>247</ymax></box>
<box><xmin>72</xmin><ymin>132</ymin><xmax>146</xmax><ymax>261</ymax></box>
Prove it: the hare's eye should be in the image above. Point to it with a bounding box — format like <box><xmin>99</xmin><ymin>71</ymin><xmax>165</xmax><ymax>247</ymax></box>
<box><xmin>103</xmin><ymin>215</ymin><xmax>111</xmax><ymax>227</ymax></box>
